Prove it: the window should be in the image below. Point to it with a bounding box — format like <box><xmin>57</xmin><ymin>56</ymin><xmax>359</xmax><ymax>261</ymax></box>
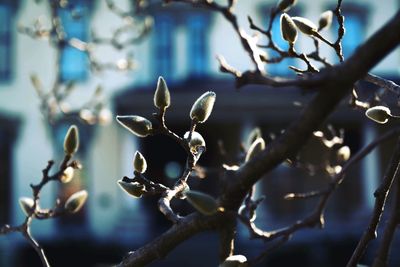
<box><xmin>186</xmin><ymin>14</ymin><xmax>210</xmax><ymax>78</ymax></box>
<box><xmin>154</xmin><ymin>15</ymin><xmax>174</xmax><ymax>80</ymax></box>
<box><xmin>59</xmin><ymin>0</ymin><xmax>91</xmax><ymax>82</ymax></box>
<box><xmin>0</xmin><ymin>4</ymin><xmax>13</xmax><ymax>82</ymax></box>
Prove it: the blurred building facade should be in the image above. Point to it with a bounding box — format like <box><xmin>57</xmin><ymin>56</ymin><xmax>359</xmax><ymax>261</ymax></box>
<box><xmin>0</xmin><ymin>0</ymin><xmax>400</xmax><ymax>266</ymax></box>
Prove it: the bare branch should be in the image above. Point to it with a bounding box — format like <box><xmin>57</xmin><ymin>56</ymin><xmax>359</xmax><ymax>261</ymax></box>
<box><xmin>347</xmin><ymin>137</ymin><xmax>400</xmax><ymax>267</ymax></box>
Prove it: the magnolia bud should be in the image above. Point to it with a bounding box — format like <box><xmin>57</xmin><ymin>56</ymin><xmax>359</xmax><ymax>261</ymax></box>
<box><xmin>276</xmin><ymin>0</ymin><xmax>297</xmax><ymax>12</ymax></box>
<box><xmin>19</xmin><ymin>197</ymin><xmax>35</xmax><ymax>216</ymax></box>
<box><xmin>185</xmin><ymin>190</ymin><xmax>222</xmax><ymax>216</ymax></box>
<box><xmin>292</xmin><ymin>16</ymin><xmax>318</xmax><ymax>35</ymax></box>
<box><xmin>60</xmin><ymin>166</ymin><xmax>75</xmax><ymax>183</ymax></box>
<box><xmin>64</xmin><ymin>125</ymin><xmax>79</xmax><ymax>155</ymax></box>
<box><xmin>116</xmin><ymin>115</ymin><xmax>153</xmax><ymax>137</ymax></box>
<box><xmin>318</xmin><ymin>10</ymin><xmax>333</xmax><ymax>31</ymax></box>
<box><xmin>117</xmin><ymin>180</ymin><xmax>146</xmax><ymax>198</ymax></box>
<box><xmin>219</xmin><ymin>255</ymin><xmax>248</xmax><ymax>267</ymax></box>
<box><xmin>365</xmin><ymin>106</ymin><xmax>391</xmax><ymax>124</ymax></box>
<box><xmin>280</xmin><ymin>13</ymin><xmax>298</xmax><ymax>44</ymax></box>
<box><xmin>337</xmin><ymin>145</ymin><xmax>351</xmax><ymax>162</ymax></box>
<box><xmin>190</xmin><ymin>91</ymin><xmax>216</xmax><ymax>123</ymax></box>
<box><xmin>154</xmin><ymin>76</ymin><xmax>171</xmax><ymax>109</ymax></box>
<box><xmin>184</xmin><ymin>131</ymin><xmax>206</xmax><ymax>154</ymax></box>
<box><xmin>245</xmin><ymin>137</ymin><xmax>266</xmax><ymax>162</ymax></box>
<box><xmin>133</xmin><ymin>151</ymin><xmax>147</xmax><ymax>173</ymax></box>
<box><xmin>64</xmin><ymin>190</ymin><xmax>88</xmax><ymax>213</ymax></box>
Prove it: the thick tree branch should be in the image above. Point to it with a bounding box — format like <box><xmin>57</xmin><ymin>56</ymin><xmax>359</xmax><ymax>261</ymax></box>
<box><xmin>117</xmin><ymin>213</ymin><xmax>227</xmax><ymax>267</ymax></box>
<box><xmin>223</xmin><ymin>10</ymin><xmax>400</xmax><ymax>209</ymax></box>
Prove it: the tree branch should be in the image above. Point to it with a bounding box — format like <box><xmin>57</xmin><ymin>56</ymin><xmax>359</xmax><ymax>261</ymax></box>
<box><xmin>346</xmin><ymin>137</ymin><xmax>400</xmax><ymax>267</ymax></box>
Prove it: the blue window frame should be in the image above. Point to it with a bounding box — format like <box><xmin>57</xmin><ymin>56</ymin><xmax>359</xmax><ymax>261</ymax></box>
<box><xmin>59</xmin><ymin>1</ymin><xmax>90</xmax><ymax>82</ymax></box>
<box><xmin>187</xmin><ymin>14</ymin><xmax>209</xmax><ymax>78</ymax></box>
<box><xmin>0</xmin><ymin>4</ymin><xmax>12</xmax><ymax>82</ymax></box>
<box><xmin>154</xmin><ymin>15</ymin><xmax>174</xmax><ymax>80</ymax></box>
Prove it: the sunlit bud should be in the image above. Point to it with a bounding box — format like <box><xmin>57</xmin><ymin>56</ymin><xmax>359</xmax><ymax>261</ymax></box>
<box><xmin>79</xmin><ymin>109</ymin><xmax>96</xmax><ymax>124</ymax></box>
<box><xmin>116</xmin><ymin>115</ymin><xmax>153</xmax><ymax>137</ymax></box>
<box><xmin>337</xmin><ymin>146</ymin><xmax>351</xmax><ymax>162</ymax></box>
<box><xmin>276</xmin><ymin>0</ymin><xmax>297</xmax><ymax>12</ymax></box>
<box><xmin>292</xmin><ymin>16</ymin><xmax>318</xmax><ymax>35</ymax></box>
<box><xmin>154</xmin><ymin>76</ymin><xmax>171</xmax><ymax>109</ymax></box>
<box><xmin>117</xmin><ymin>180</ymin><xmax>146</xmax><ymax>198</ymax></box>
<box><xmin>318</xmin><ymin>10</ymin><xmax>333</xmax><ymax>31</ymax></box>
<box><xmin>64</xmin><ymin>125</ymin><xmax>79</xmax><ymax>155</ymax></box>
<box><xmin>60</xmin><ymin>166</ymin><xmax>74</xmax><ymax>183</ymax></box>
<box><xmin>98</xmin><ymin>108</ymin><xmax>112</xmax><ymax>125</ymax></box>
<box><xmin>280</xmin><ymin>13</ymin><xmax>298</xmax><ymax>44</ymax></box>
<box><xmin>245</xmin><ymin>138</ymin><xmax>266</xmax><ymax>162</ymax></box>
<box><xmin>184</xmin><ymin>131</ymin><xmax>206</xmax><ymax>154</ymax></box>
<box><xmin>190</xmin><ymin>91</ymin><xmax>216</xmax><ymax>123</ymax></box>
<box><xmin>185</xmin><ymin>190</ymin><xmax>222</xmax><ymax>216</ymax></box>
<box><xmin>64</xmin><ymin>190</ymin><xmax>88</xmax><ymax>213</ymax></box>
<box><xmin>365</xmin><ymin>106</ymin><xmax>392</xmax><ymax>124</ymax></box>
<box><xmin>219</xmin><ymin>255</ymin><xmax>248</xmax><ymax>267</ymax></box>
<box><xmin>133</xmin><ymin>151</ymin><xmax>147</xmax><ymax>173</ymax></box>
<box><xmin>19</xmin><ymin>197</ymin><xmax>35</xmax><ymax>216</ymax></box>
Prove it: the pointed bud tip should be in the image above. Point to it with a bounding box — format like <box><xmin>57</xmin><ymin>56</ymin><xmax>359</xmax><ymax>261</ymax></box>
<box><xmin>64</xmin><ymin>125</ymin><xmax>79</xmax><ymax>155</ymax></box>
<box><xmin>154</xmin><ymin>76</ymin><xmax>171</xmax><ymax>109</ymax></box>
<box><xmin>133</xmin><ymin>151</ymin><xmax>147</xmax><ymax>173</ymax></box>
<box><xmin>116</xmin><ymin>115</ymin><xmax>153</xmax><ymax>137</ymax></box>
<box><xmin>190</xmin><ymin>91</ymin><xmax>216</xmax><ymax>123</ymax></box>
<box><xmin>64</xmin><ymin>190</ymin><xmax>88</xmax><ymax>213</ymax></box>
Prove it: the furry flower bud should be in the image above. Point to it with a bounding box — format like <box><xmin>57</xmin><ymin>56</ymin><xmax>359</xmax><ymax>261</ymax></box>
<box><xmin>185</xmin><ymin>190</ymin><xmax>222</xmax><ymax>216</ymax></box>
<box><xmin>219</xmin><ymin>255</ymin><xmax>248</xmax><ymax>267</ymax></box>
<box><xmin>365</xmin><ymin>106</ymin><xmax>391</xmax><ymax>124</ymax></box>
<box><xmin>154</xmin><ymin>76</ymin><xmax>171</xmax><ymax>109</ymax></box>
<box><xmin>117</xmin><ymin>180</ymin><xmax>146</xmax><ymax>198</ymax></box>
<box><xmin>276</xmin><ymin>0</ymin><xmax>297</xmax><ymax>12</ymax></box>
<box><xmin>64</xmin><ymin>125</ymin><xmax>79</xmax><ymax>155</ymax></box>
<box><xmin>19</xmin><ymin>197</ymin><xmax>35</xmax><ymax>216</ymax></box>
<box><xmin>184</xmin><ymin>131</ymin><xmax>206</xmax><ymax>154</ymax></box>
<box><xmin>64</xmin><ymin>190</ymin><xmax>88</xmax><ymax>213</ymax></box>
<box><xmin>60</xmin><ymin>166</ymin><xmax>75</xmax><ymax>183</ymax></box>
<box><xmin>318</xmin><ymin>10</ymin><xmax>333</xmax><ymax>31</ymax></box>
<box><xmin>190</xmin><ymin>91</ymin><xmax>216</xmax><ymax>123</ymax></box>
<box><xmin>133</xmin><ymin>151</ymin><xmax>147</xmax><ymax>173</ymax></box>
<box><xmin>280</xmin><ymin>13</ymin><xmax>298</xmax><ymax>44</ymax></box>
<box><xmin>337</xmin><ymin>146</ymin><xmax>351</xmax><ymax>162</ymax></box>
<box><xmin>116</xmin><ymin>115</ymin><xmax>153</xmax><ymax>137</ymax></box>
<box><xmin>292</xmin><ymin>16</ymin><xmax>318</xmax><ymax>35</ymax></box>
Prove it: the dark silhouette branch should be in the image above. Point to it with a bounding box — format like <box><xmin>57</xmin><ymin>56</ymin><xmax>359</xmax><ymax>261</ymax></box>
<box><xmin>371</xmin><ymin>170</ymin><xmax>400</xmax><ymax>267</ymax></box>
<box><xmin>346</xmin><ymin>138</ymin><xmax>400</xmax><ymax>267</ymax></box>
